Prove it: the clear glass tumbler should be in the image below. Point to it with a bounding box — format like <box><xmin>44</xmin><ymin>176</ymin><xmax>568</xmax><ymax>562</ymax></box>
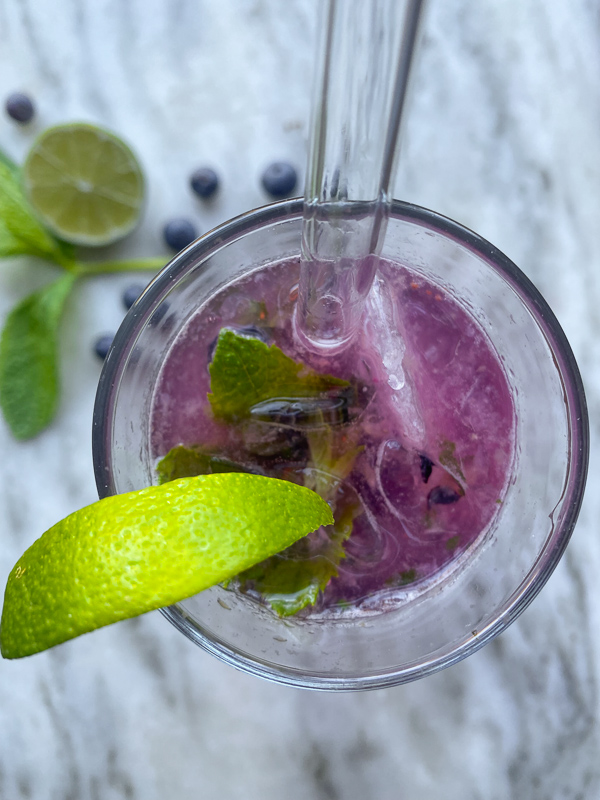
<box><xmin>93</xmin><ymin>199</ymin><xmax>588</xmax><ymax>691</ymax></box>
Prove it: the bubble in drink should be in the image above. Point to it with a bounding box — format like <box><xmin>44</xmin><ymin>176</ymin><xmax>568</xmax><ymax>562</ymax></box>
<box><xmin>150</xmin><ymin>257</ymin><xmax>515</xmax><ymax>616</ymax></box>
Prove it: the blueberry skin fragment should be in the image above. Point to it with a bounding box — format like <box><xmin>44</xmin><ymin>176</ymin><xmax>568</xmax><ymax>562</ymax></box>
<box><xmin>122</xmin><ymin>283</ymin><xmax>145</xmax><ymax>310</ymax></box>
<box><xmin>163</xmin><ymin>219</ymin><xmax>198</xmax><ymax>252</ymax></box>
<box><xmin>242</xmin><ymin>425</ymin><xmax>309</xmax><ymax>467</ymax></box>
<box><xmin>94</xmin><ymin>334</ymin><xmax>114</xmax><ymax>360</ymax></box>
<box><xmin>419</xmin><ymin>454</ymin><xmax>434</xmax><ymax>483</ymax></box>
<box><xmin>5</xmin><ymin>92</ymin><xmax>35</xmax><ymax>123</ymax></box>
<box><xmin>236</xmin><ymin>324</ymin><xmax>269</xmax><ymax>342</ymax></box>
<box><xmin>190</xmin><ymin>167</ymin><xmax>219</xmax><ymax>199</ymax></box>
<box><xmin>261</xmin><ymin>162</ymin><xmax>298</xmax><ymax>198</ymax></box>
<box><xmin>428</xmin><ymin>485</ymin><xmax>461</xmax><ymax>507</ymax></box>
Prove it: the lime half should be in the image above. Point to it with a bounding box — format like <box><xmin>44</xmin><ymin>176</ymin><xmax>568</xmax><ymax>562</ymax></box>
<box><xmin>0</xmin><ymin>473</ymin><xmax>333</xmax><ymax>659</ymax></box>
<box><xmin>22</xmin><ymin>122</ymin><xmax>145</xmax><ymax>246</ymax></box>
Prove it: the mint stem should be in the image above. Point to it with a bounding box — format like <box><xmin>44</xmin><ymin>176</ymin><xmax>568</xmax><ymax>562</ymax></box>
<box><xmin>76</xmin><ymin>257</ymin><xmax>167</xmax><ymax>276</ymax></box>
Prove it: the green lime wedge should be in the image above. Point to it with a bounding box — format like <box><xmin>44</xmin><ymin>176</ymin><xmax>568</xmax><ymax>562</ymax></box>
<box><xmin>22</xmin><ymin>123</ymin><xmax>145</xmax><ymax>246</ymax></box>
<box><xmin>0</xmin><ymin>474</ymin><xmax>333</xmax><ymax>659</ymax></box>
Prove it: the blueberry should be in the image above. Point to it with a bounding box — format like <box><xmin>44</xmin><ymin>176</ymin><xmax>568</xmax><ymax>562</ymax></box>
<box><xmin>148</xmin><ymin>301</ymin><xmax>170</xmax><ymax>327</ymax></box>
<box><xmin>419</xmin><ymin>454</ymin><xmax>434</xmax><ymax>483</ymax></box>
<box><xmin>427</xmin><ymin>485</ymin><xmax>461</xmax><ymax>507</ymax></box>
<box><xmin>5</xmin><ymin>92</ymin><xmax>35</xmax><ymax>123</ymax></box>
<box><xmin>261</xmin><ymin>161</ymin><xmax>298</xmax><ymax>198</ymax></box>
<box><xmin>163</xmin><ymin>218</ymin><xmax>198</xmax><ymax>252</ymax></box>
<box><xmin>190</xmin><ymin>167</ymin><xmax>219</xmax><ymax>199</ymax></box>
<box><xmin>250</xmin><ymin>386</ymin><xmax>354</xmax><ymax>428</ymax></box>
<box><xmin>122</xmin><ymin>283</ymin><xmax>145</xmax><ymax>310</ymax></box>
<box><xmin>94</xmin><ymin>334</ymin><xmax>114</xmax><ymax>360</ymax></box>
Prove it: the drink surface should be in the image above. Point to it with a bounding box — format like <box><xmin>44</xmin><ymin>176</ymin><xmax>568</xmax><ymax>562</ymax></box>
<box><xmin>150</xmin><ymin>258</ymin><xmax>515</xmax><ymax>616</ymax></box>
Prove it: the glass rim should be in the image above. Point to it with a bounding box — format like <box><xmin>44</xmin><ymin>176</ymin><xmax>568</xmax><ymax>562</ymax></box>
<box><xmin>92</xmin><ymin>198</ymin><xmax>589</xmax><ymax>691</ymax></box>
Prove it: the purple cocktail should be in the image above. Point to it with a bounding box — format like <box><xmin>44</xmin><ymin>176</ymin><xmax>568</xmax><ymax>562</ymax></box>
<box><xmin>151</xmin><ymin>256</ymin><xmax>515</xmax><ymax>618</ymax></box>
<box><xmin>93</xmin><ymin>200</ymin><xmax>587</xmax><ymax>689</ymax></box>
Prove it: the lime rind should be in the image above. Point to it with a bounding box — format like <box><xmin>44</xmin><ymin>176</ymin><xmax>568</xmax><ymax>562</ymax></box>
<box><xmin>0</xmin><ymin>473</ymin><xmax>333</xmax><ymax>659</ymax></box>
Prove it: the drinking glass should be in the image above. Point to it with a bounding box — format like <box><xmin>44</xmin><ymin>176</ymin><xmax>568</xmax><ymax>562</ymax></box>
<box><xmin>93</xmin><ymin>199</ymin><xmax>588</xmax><ymax>691</ymax></box>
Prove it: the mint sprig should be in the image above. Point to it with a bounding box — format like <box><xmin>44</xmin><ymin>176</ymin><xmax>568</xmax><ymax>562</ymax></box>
<box><xmin>0</xmin><ymin>146</ymin><xmax>166</xmax><ymax>440</ymax></box>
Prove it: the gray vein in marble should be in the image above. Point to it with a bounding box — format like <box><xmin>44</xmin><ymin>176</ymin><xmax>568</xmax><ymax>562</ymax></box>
<box><xmin>304</xmin><ymin>743</ymin><xmax>340</xmax><ymax>800</ymax></box>
<box><xmin>39</xmin><ymin>678</ymin><xmax>81</xmax><ymax>800</ymax></box>
<box><xmin>12</xmin><ymin>0</ymin><xmax>61</xmax><ymax>91</ymax></box>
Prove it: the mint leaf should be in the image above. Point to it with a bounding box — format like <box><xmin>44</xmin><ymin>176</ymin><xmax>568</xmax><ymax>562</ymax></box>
<box><xmin>305</xmin><ymin>425</ymin><xmax>363</xmax><ymax>502</ymax></box>
<box><xmin>0</xmin><ymin>217</ymin><xmax>27</xmax><ymax>259</ymax></box>
<box><xmin>236</xmin><ymin>502</ymin><xmax>357</xmax><ymax>616</ymax></box>
<box><xmin>156</xmin><ymin>445</ymin><xmax>251</xmax><ymax>484</ymax></box>
<box><xmin>0</xmin><ymin>160</ymin><xmax>73</xmax><ymax>263</ymax></box>
<box><xmin>0</xmin><ymin>273</ymin><xmax>76</xmax><ymax>439</ymax></box>
<box><xmin>208</xmin><ymin>329</ymin><xmax>349</xmax><ymax>422</ymax></box>
<box><xmin>0</xmin><ymin>147</ymin><xmax>19</xmax><ymax>175</ymax></box>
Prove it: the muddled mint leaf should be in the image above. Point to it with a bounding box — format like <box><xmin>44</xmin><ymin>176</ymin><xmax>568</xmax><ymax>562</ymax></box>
<box><xmin>240</xmin><ymin>429</ymin><xmax>364</xmax><ymax>616</ymax></box>
<box><xmin>0</xmin><ymin>160</ymin><xmax>73</xmax><ymax>263</ymax></box>
<box><xmin>400</xmin><ymin>568</ymin><xmax>417</xmax><ymax>584</ymax></box>
<box><xmin>305</xmin><ymin>425</ymin><xmax>363</xmax><ymax>502</ymax></box>
<box><xmin>236</xmin><ymin>503</ymin><xmax>356</xmax><ymax>616</ymax></box>
<box><xmin>0</xmin><ymin>273</ymin><xmax>76</xmax><ymax>439</ymax></box>
<box><xmin>385</xmin><ymin>568</ymin><xmax>418</xmax><ymax>588</ymax></box>
<box><xmin>156</xmin><ymin>445</ymin><xmax>251</xmax><ymax>484</ymax></box>
<box><xmin>208</xmin><ymin>329</ymin><xmax>349</xmax><ymax>422</ymax></box>
<box><xmin>438</xmin><ymin>439</ymin><xmax>466</xmax><ymax>486</ymax></box>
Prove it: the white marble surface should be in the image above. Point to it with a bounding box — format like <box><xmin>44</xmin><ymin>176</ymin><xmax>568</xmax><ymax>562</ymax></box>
<box><xmin>1</xmin><ymin>1</ymin><xmax>599</xmax><ymax>798</ymax></box>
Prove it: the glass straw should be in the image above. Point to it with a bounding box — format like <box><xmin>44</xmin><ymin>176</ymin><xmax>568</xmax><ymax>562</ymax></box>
<box><xmin>296</xmin><ymin>0</ymin><xmax>427</xmax><ymax>353</ymax></box>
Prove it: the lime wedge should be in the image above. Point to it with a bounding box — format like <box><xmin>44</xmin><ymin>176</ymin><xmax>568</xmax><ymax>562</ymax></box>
<box><xmin>0</xmin><ymin>474</ymin><xmax>333</xmax><ymax>659</ymax></box>
<box><xmin>22</xmin><ymin>123</ymin><xmax>145</xmax><ymax>246</ymax></box>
